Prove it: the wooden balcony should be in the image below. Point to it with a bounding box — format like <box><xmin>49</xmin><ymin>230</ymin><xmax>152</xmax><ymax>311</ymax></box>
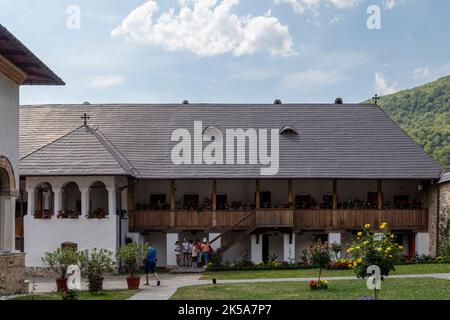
<box><xmin>294</xmin><ymin>209</ymin><xmax>428</xmax><ymax>231</ymax></box>
<box><xmin>256</xmin><ymin>209</ymin><xmax>294</xmax><ymax>227</ymax></box>
<box><xmin>216</xmin><ymin>210</ymin><xmax>256</xmax><ymax>229</ymax></box>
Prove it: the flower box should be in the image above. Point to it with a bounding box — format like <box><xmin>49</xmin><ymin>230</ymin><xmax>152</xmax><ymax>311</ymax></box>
<box><xmin>34</xmin><ymin>210</ymin><xmax>52</xmax><ymax>219</ymax></box>
<box><xmin>57</xmin><ymin>210</ymin><xmax>80</xmax><ymax>219</ymax></box>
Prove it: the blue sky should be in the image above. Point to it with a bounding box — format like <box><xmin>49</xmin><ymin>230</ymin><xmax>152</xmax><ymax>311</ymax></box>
<box><xmin>1</xmin><ymin>0</ymin><xmax>450</xmax><ymax>105</ymax></box>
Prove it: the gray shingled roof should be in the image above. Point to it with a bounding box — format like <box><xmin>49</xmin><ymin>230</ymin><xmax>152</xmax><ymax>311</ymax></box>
<box><xmin>19</xmin><ymin>104</ymin><xmax>443</xmax><ymax>179</ymax></box>
<box><xmin>439</xmin><ymin>173</ymin><xmax>450</xmax><ymax>184</ymax></box>
<box><xmin>20</xmin><ymin>125</ymin><xmax>138</xmax><ymax>176</ymax></box>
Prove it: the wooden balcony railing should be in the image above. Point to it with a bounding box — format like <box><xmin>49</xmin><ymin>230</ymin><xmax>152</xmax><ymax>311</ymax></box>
<box><xmin>129</xmin><ymin>209</ymin><xmax>428</xmax><ymax>231</ymax></box>
<box><xmin>256</xmin><ymin>209</ymin><xmax>294</xmax><ymax>227</ymax></box>
<box><xmin>294</xmin><ymin>209</ymin><xmax>428</xmax><ymax>230</ymax></box>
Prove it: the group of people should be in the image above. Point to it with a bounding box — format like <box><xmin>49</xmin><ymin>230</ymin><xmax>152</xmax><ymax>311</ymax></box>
<box><xmin>175</xmin><ymin>238</ymin><xmax>212</xmax><ymax>267</ymax></box>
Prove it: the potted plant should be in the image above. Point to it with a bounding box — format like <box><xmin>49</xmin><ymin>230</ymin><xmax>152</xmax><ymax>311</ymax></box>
<box><xmin>116</xmin><ymin>242</ymin><xmax>148</xmax><ymax>290</ymax></box>
<box><xmin>41</xmin><ymin>248</ymin><xmax>79</xmax><ymax>291</ymax></box>
<box><xmin>78</xmin><ymin>248</ymin><xmax>116</xmax><ymax>293</ymax></box>
<box><xmin>87</xmin><ymin>208</ymin><xmax>107</xmax><ymax>219</ymax></box>
<box><xmin>57</xmin><ymin>209</ymin><xmax>80</xmax><ymax>219</ymax></box>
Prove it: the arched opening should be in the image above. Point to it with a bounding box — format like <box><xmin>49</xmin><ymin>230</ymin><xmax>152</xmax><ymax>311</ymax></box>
<box><xmin>60</xmin><ymin>182</ymin><xmax>81</xmax><ymax>218</ymax></box>
<box><xmin>33</xmin><ymin>182</ymin><xmax>54</xmax><ymax>219</ymax></box>
<box><xmin>0</xmin><ymin>168</ymin><xmax>9</xmax><ymax>193</ymax></box>
<box><xmin>88</xmin><ymin>181</ymin><xmax>109</xmax><ymax>218</ymax></box>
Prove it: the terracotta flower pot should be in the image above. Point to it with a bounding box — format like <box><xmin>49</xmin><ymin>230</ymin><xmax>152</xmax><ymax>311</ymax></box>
<box><xmin>126</xmin><ymin>276</ymin><xmax>141</xmax><ymax>290</ymax></box>
<box><xmin>56</xmin><ymin>277</ymin><xmax>68</xmax><ymax>292</ymax></box>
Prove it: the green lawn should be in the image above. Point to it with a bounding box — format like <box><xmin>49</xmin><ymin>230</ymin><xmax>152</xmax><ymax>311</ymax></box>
<box><xmin>202</xmin><ymin>264</ymin><xmax>450</xmax><ymax>280</ymax></box>
<box><xmin>13</xmin><ymin>290</ymin><xmax>139</xmax><ymax>300</ymax></box>
<box><xmin>172</xmin><ymin>278</ymin><xmax>450</xmax><ymax>300</ymax></box>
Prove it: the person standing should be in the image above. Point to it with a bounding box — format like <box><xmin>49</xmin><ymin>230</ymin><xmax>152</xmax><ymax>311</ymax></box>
<box><xmin>144</xmin><ymin>242</ymin><xmax>161</xmax><ymax>287</ymax></box>
<box><xmin>191</xmin><ymin>240</ymin><xmax>198</xmax><ymax>268</ymax></box>
<box><xmin>174</xmin><ymin>241</ymin><xmax>181</xmax><ymax>266</ymax></box>
<box><xmin>182</xmin><ymin>238</ymin><xmax>190</xmax><ymax>267</ymax></box>
<box><xmin>201</xmin><ymin>238</ymin><xmax>211</xmax><ymax>266</ymax></box>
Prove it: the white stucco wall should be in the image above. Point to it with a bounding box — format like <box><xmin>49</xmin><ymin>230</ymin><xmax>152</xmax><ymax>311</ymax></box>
<box><xmin>0</xmin><ymin>72</ymin><xmax>19</xmax><ymax>184</ymax></box>
<box><xmin>23</xmin><ymin>176</ymin><xmax>119</xmax><ymax>266</ymax></box>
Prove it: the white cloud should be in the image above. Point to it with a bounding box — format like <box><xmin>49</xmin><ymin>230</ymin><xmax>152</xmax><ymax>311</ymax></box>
<box><xmin>383</xmin><ymin>0</ymin><xmax>402</xmax><ymax>10</ymax></box>
<box><xmin>374</xmin><ymin>73</ymin><xmax>397</xmax><ymax>95</ymax></box>
<box><xmin>88</xmin><ymin>75</ymin><xmax>126</xmax><ymax>89</ymax></box>
<box><xmin>274</xmin><ymin>0</ymin><xmax>361</xmax><ymax>14</ymax></box>
<box><xmin>412</xmin><ymin>67</ymin><xmax>430</xmax><ymax>79</ymax></box>
<box><xmin>111</xmin><ymin>0</ymin><xmax>296</xmax><ymax>57</ymax></box>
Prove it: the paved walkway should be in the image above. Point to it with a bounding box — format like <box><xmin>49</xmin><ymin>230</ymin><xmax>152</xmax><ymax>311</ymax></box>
<box><xmin>25</xmin><ymin>273</ymin><xmax>450</xmax><ymax>300</ymax></box>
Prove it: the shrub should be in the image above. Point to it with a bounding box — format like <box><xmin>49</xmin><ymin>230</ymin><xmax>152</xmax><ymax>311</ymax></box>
<box><xmin>78</xmin><ymin>248</ymin><xmax>116</xmax><ymax>293</ymax></box>
<box><xmin>116</xmin><ymin>243</ymin><xmax>148</xmax><ymax>278</ymax></box>
<box><xmin>348</xmin><ymin>222</ymin><xmax>403</xmax><ymax>279</ymax></box>
<box><xmin>41</xmin><ymin>248</ymin><xmax>78</xmax><ymax>279</ymax></box>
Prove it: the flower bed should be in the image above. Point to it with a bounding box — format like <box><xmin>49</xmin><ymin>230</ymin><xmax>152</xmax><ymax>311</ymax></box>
<box><xmin>309</xmin><ymin>280</ymin><xmax>329</xmax><ymax>290</ymax></box>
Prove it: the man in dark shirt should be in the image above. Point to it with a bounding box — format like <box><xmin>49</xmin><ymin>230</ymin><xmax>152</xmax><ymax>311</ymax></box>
<box><xmin>144</xmin><ymin>242</ymin><xmax>161</xmax><ymax>286</ymax></box>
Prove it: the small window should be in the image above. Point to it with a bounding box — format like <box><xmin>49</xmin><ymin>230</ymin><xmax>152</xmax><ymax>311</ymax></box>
<box><xmin>216</xmin><ymin>194</ymin><xmax>228</xmax><ymax>210</ymax></box>
<box><xmin>183</xmin><ymin>193</ymin><xmax>199</xmax><ymax>210</ymax></box>
<box><xmin>394</xmin><ymin>195</ymin><xmax>409</xmax><ymax>209</ymax></box>
<box><xmin>279</xmin><ymin>126</ymin><xmax>298</xmax><ymax>135</ymax></box>
<box><xmin>313</xmin><ymin>234</ymin><xmax>328</xmax><ymax>244</ymax></box>
<box><xmin>367</xmin><ymin>192</ymin><xmax>378</xmax><ymax>208</ymax></box>
<box><xmin>150</xmin><ymin>193</ymin><xmax>167</xmax><ymax>210</ymax></box>
<box><xmin>259</xmin><ymin>191</ymin><xmax>271</xmax><ymax>208</ymax></box>
<box><xmin>295</xmin><ymin>194</ymin><xmax>313</xmax><ymax>209</ymax></box>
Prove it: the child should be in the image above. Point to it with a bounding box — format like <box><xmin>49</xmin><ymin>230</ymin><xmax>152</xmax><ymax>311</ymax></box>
<box><xmin>174</xmin><ymin>241</ymin><xmax>181</xmax><ymax>266</ymax></box>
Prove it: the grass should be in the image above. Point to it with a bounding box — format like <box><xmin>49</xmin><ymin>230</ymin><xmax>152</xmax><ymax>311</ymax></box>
<box><xmin>172</xmin><ymin>278</ymin><xmax>450</xmax><ymax>300</ymax></box>
<box><xmin>13</xmin><ymin>289</ymin><xmax>139</xmax><ymax>300</ymax></box>
<box><xmin>201</xmin><ymin>264</ymin><xmax>450</xmax><ymax>280</ymax></box>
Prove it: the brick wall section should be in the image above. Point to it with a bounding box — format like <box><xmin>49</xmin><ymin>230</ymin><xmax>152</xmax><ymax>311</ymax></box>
<box><xmin>0</xmin><ymin>252</ymin><xmax>27</xmax><ymax>295</ymax></box>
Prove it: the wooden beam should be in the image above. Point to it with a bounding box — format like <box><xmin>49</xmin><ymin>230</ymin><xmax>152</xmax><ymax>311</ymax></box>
<box><xmin>377</xmin><ymin>180</ymin><xmax>383</xmax><ymax>210</ymax></box>
<box><xmin>332</xmin><ymin>179</ymin><xmax>337</xmax><ymax>210</ymax></box>
<box><xmin>170</xmin><ymin>180</ymin><xmax>176</xmax><ymax>227</ymax></box>
<box><xmin>421</xmin><ymin>181</ymin><xmax>428</xmax><ymax>209</ymax></box>
<box><xmin>0</xmin><ymin>54</ymin><xmax>27</xmax><ymax>84</ymax></box>
<box><xmin>212</xmin><ymin>179</ymin><xmax>217</xmax><ymax>227</ymax></box>
<box><xmin>256</xmin><ymin>179</ymin><xmax>260</xmax><ymax>210</ymax></box>
<box><xmin>0</xmin><ymin>49</ymin><xmax>27</xmax><ymax>56</ymax></box>
<box><xmin>288</xmin><ymin>179</ymin><xmax>293</xmax><ymax>206</ymax></box>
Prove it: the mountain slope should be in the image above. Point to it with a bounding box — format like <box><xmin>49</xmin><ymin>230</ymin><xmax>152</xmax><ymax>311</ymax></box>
<box><xmin>366</xmin><ymin>75</ymin><xmax>450</xmax><ymax>171</ymax></box>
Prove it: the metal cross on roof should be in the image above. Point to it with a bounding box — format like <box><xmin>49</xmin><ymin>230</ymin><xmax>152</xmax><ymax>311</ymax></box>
<box><xmin>372</xmin><ymin>94</ymin><xmax>381</xmax><ymax>105</ymax></box>
<box><xmin>81</xmin><ymin>113</ymin><xmax>90</xmax><ymax>126</ymax></box>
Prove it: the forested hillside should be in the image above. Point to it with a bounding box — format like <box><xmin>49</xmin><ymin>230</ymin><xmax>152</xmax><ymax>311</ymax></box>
<box><xmin>366</xmin><ymin>76</ymin><xmax>450</xmax><ymax>171</ymax></box>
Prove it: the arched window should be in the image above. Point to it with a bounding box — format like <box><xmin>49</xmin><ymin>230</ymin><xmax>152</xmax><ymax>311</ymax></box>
<box><xmin>33</xmin><ymin>182</ymin><xmax>54</xmax><ymax>219</ymax></box>
<box><xmin>0</xmin><ymin>156</ymin><xmax>15</xmax><ymax>192</ymax></box>
<box><xmin>279</xmin><ymin>126</ymin><xmax>298</xmax><ymax>135</ymax></box>
<box><xmin>0</xmin><ymin>168</ymin><xmax>9</xmax><ymax>192</ymax></box>
<box><xmin>61</xmin><ymin>182</ymin><xmax>81</xmax><ymax>217</ymax></box>
<box><xmin>88</xmin><ymin>181</ymin><xmax>108</xmax><ymax>218</ymax></box>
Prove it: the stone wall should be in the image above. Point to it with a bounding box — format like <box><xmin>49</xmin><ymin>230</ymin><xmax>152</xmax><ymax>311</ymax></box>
<box><xmin>0</xmin><ymin>252</ymin><xmax>28</xmax><ymax>295</ymax></box>
<box><xmin>438</xmin><ymin>181</ymin><xmax>450</xmax><ymax>255</ymax></box>
<box><xmin>428</xmin><ymin>185</ymin><xmax>439</xmax><ymax>256</ymax></box>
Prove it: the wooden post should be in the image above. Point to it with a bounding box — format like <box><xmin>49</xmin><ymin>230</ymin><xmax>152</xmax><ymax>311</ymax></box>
<box><xmin>127</xmin><ymin>180</ymin><xmax>135</xmax><ymax>229</ymax></box>
<box><xmin>212</xmin><ymin>179</ymin><xmax>217</xmax><ymax>227</ymax></box>
<box><xmin>170</xmin><ymin>180</ymin><xmax>175</xmax><ymax>227</ymax></box>
<box><xmin>421</xmin><ymin>181</ymin><xmax>428</xmax><ymax>209</ymax></box>
<box><xmin>256</xmin><ymin>179</ymin><xmax>260</xmax><ymax>210</ymax></box>
<box><xmin>332</xmin><ymin>179</ymin><xmax>337</xmax><ymax>210</ymax></box>
<box><xmin>288</xmin><ymin>179</ymin><xmax>293</xmax><ymax>207</ymax></box>
<box><xmin>377</xmin><ymin>180</ymin><xmax>383</xmax><ymax>210</ymax></box>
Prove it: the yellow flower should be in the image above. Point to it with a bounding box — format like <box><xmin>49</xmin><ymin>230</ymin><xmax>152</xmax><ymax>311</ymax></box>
<box><xmin>347</xmin><ymin>248</ymin><xmax>353</xmax><ymax>253</ymax></box>
<box><xmin>377</xmin><ymin>247</ymin><xmax>383</xmax><ymax>252</ymax></box>
<box><xmin>399</xmin><ymin>246</ymin><xmax>404</xmax><ymax>250</ymax></box>
<box><xmin>390</xmin><ymin>234</ymin><xmax>395</xmax><ymax>239</ymax></box>
<box><xmin>357</xmin><ymin>232</ymin><xmax>363</xmax><ymax>237</ymax></box>
<box><xmin>389</xmin><ymin>255</ymin><xmax>393</xmax><ymax>258</ymax></box>
<box><xmin>363</xmin><ymin>241</ymin><xmax>369</xmax><ymax>245</ymax></box>
<box><xmin>380</xmin><ymin>223</ymin><xmax>387</xmax><ymax>230</ymax></box>
<box><xmin>364</xmin><ymin>224</ymin><xmax>371</xmax><ymax>228</ymax></box>
<box><xmin>357</xmin><ymin>258</ymin><xmax>363</xmax><ymax>263</ymax></box>
<box><xmin>386</xmin><ymin>247</ymin><xmax>392</xmax><ymax>251</ymax></box>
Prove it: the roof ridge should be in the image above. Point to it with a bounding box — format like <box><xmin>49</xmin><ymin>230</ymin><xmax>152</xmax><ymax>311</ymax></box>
<box><xmin>20</xmin><ymin>125</ymin><xmax>84</xmax><ymax>161</ymax></box>
<box><xmin>86</xmin><ymin>126</ymin><xmax>142</xmax><ymax>178</ymax></box>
